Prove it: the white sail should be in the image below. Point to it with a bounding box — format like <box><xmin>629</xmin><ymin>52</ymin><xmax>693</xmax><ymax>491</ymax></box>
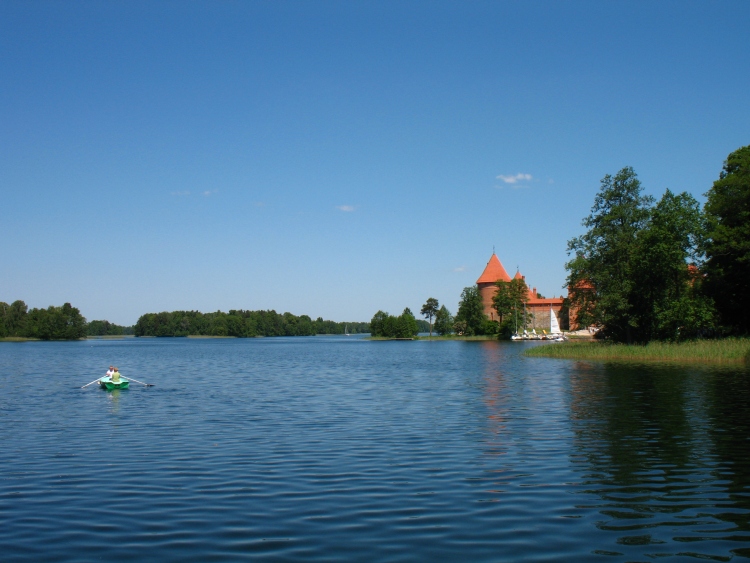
<box><xmin>550</xmin><ymin>307</ymin><xmax>562</xmax><ymax>334</ymax></box>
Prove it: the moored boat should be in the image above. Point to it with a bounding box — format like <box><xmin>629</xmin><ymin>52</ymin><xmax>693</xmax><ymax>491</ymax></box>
<box><xmin>99</xmin><ymin>376</ymin><xmax>130</xmax><ymax>390</ymax></box>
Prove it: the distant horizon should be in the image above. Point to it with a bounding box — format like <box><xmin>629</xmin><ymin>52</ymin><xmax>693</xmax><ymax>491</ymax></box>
<box><xmin>3</xmin><ymin>2</ymin><xmax>748</xmax><ymax>325</ymax></box>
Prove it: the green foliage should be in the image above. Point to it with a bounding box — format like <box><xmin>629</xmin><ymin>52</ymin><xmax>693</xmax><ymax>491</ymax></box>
<box><xmin>369</xmin><ymin>308</ymin><xmax>419</xmax><ymax>338</ymax></box>
<box><xmin>455</xmin><ymin>286</ymin><xmax>486</xmax><ymax>336</ymax></box>
<box><xmin>567</xmin><ymin>167</ymin><xmax>716</xmax><ymax>342</ymax></box>
<box><xmin>433</xmin><ymin>305</ymin><xmax>453</xmax><ymax>336</ymax></box>
<box><xmin>0</xmin><ymin>302</ymin><xmax>8</xmax><ymax>338</ymax></box>
<box><xmin>134</xmin><ymin>310</ymin><xmax>368</xmax><ymax>337</ymax></box>
<box><xmin>567</xmin><ymin>167</ymin><xmax>653</xmax><ymax>342</ymax></box>
<box><xmin>704</xmin><ymin>145</ymin><xmax>750</xmax><ymax>333</ymax></box>
<box><xmin>631</xmin><ymin>190</ymin><xmax>715</xmax><ymax>340</ymax></box>
<box><xmin>0</xmin><ymin>300</ymin><xmax>87</xmax><ymax>340</ymax></box>
<box><xmin>4</xmin><ymin>300</ymin><xmax>28</xmax><ymax>337</ymax></box>
<box><xmin>482</xmin><ymin>318</ymin><xmax>499</xmax><ymax>336</ymax></box>
<box><xmin>492</xmin><ymin>278</ymin><xmax>530</xmax><ymax>339</ymax></box>
<box><xmin>415</xmin><ymin>319</ymin><xmax>430</xmax><ymax>333</ymax></box>
<box><xmin>420</xmin><ymin>297</ymin><xmax>439</xmax><ymax>337</ymax></box>
<box><xmin>87</xmin><ymin>320</ymin><xmax>134</xmax><ymax>336</ymax></box>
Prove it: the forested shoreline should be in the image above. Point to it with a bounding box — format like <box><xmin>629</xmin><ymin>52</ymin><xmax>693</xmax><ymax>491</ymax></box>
<box><xmin>133</xmin><ymin>310</ymin><xmax>370</xmax><ymax>337</ymax></box>
<box><xmin>0</xmin><ymin>301</ymin><xmax>370</xmax><ymax>340</ymax></box>
<box><xmin>0</xmin><ymin>301</ymin><xmax>89</xmax><ymax>340</ymax></box>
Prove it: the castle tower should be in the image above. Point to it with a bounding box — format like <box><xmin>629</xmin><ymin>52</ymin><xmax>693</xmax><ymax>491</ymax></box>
<box><xmin>476</xmin><ymin>253</ymin><xmax>511</xmax><ymax>320</ymax></box>
<box><xmin>475</xmin><ymin>251</ymin><xmax>565</xmax><ymax>329</ymax></box>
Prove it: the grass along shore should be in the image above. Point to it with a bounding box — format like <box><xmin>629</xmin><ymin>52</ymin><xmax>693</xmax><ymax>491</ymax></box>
<box><xmin>524</xmin><ymin>338</ymin><xmax>750</xmax><ymax>364</ymax></box>
<box><xmin>367</xmin><ymin>334</ymin><xmax>498</xmax><ymax>341</ymax></box>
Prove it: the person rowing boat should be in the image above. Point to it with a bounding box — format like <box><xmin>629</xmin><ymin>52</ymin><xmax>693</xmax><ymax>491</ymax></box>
<box><xmin>99</xmin><ymin>366</ymin><xmax>129</xmax><ymax>389</ymax></box>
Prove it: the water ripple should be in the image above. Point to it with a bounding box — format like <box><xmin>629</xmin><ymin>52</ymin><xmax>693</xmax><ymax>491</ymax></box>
<box><xmin>1</xmin><ymin>337</ymin><xmax>749</xmax><ymax>561</ymax></box>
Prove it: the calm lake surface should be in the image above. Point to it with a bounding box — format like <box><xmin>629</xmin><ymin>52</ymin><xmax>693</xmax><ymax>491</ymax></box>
<box><xmin>1</xmin><ymin>336</ymin><xmax>749</xmax><ymax>561</ymax></box>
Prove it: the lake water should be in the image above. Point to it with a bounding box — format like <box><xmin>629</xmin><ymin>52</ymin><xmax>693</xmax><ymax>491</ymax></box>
<box><xmin>1</xmin><ymin>336</ymin><xmax>749</xmax><ymax>561</ymax></box>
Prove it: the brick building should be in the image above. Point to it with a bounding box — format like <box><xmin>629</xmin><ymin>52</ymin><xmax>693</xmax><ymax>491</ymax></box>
<box><xmin>476</xmin><ymin>252</ymin><xmax>565</xmax><ymax>330</ymax></box>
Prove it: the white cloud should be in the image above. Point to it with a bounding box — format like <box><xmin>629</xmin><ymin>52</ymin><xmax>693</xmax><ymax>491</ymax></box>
<box><xmin>453</xmin><ymin>266</ymin><xmax>466</xmax><ymax>272</ymax></box>
<box><xmin>496</xmin><ymin>173</ymin><xmax>533</xmax><ymax>185</ymax></box>
<box><xmin>336</xmin><ymin>205</ymin><xmax>355</xmax><ymax>212</ymax></box>
<box><xmin>203</xmin><ymin>189</ymin><xmax>217</xmax><ymax>197</ymax></box>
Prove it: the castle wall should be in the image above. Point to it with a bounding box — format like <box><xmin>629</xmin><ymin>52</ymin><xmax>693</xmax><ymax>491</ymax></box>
<box><xmin>527</xmin><ymin>302</ymin><xmax>564</xmax><ymax>331</ymax></box>
<box><xmin>478</xmin><ymin>281</ymin><xmax>563</xmax><ymax>331</ymax></box>
<box><xmin>478</xmin><ymin>283</ymin><xmax>499</xmax><ymax>321</ymax></box>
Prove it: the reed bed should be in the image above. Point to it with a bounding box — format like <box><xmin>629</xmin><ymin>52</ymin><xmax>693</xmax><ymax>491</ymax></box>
<box><xmin>524</xmin><ymin>338</ymin><xmax>750</xmax><ymax>364</ymax></box>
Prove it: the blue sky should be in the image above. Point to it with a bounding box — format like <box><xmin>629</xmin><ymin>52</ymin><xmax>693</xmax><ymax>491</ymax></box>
<box><xmin>2</xmin><ymin>1</ymin><xmax>748</xmax><ymax>325</ymax></box>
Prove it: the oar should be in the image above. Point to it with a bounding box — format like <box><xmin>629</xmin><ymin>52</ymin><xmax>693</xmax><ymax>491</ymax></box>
<box><xmin>81</xmin><ymin>377</ymin><xmax>103</xmax><ymax>389</ymax></box>
<box><xmin>127</xmin><ymin>376</ymin><xmax>154</xmax><ymax>387</ymax></box>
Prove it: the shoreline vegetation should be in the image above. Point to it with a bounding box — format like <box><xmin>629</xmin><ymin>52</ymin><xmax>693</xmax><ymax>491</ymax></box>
<box><xmin>524</xmin><ymin>338</ymin><xmax>750</xmax><ymax>364</ymax></box>
<box><xmin>367</xmin><ymin>335</ymin><xmax>497</xmax><ymax>341</ymax></box>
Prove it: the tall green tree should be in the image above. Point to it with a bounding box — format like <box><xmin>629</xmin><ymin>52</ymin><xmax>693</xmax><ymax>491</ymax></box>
<box><xmin>566</xmin><ymin>167</ymin><xmax>653</xmax><ymax>342</ymax></box>
<box><xmin>492</xmin><ymin>278</ymin><xmax>530</xmax><ymax>339</ymax></box>
<box><xmin>455</xmin><ymin>286</ymin><xmax>486</xmax><ymax>336</ymax></box>
<box><xmin>568</xmin><ymin>167</ymin><xmax>714</xmax><ymax>342</ymax></box>
<box><xmin>433</xmin><ymin>305</ymin><xmax>453</xmax><ymax>336</ymax></box>
<box><xmin>420</xmin><ymin>297</ymin><xmax>439</xmax><ymax>337</ymax></box>
<box><xmin>704</xmin><ymin>145</ymin><xmax>750</xmax><ymax>333</ymax></box>
<box><xmin>631</xmin><ymin>190</ymin><xmax>715</xmax><ymax>340</ymax></box>
<box><xmin>6</xmin><ymin>300</ymin><xmax>28</xmax><ymax>337</ymax></box>
<box><xmin>397</xmin><ymin>307</ymin><xmax>419</xmax><ymax>338</ymax></box>
<box><xmin>370</xmin><ymin>310</ymin><xmax>389</xmax><ymax>337</ymax></box>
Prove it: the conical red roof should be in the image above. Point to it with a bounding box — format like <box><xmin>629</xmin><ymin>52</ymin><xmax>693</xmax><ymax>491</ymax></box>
<box><xmin>476</xmin><ymin>253</ymin><xmax>511</xmax><ymax>284</ymax></box>
<box><xmin>514</xmin><ymin>270</ymin><xmax>524</xmax><ymax>280</ymax></box>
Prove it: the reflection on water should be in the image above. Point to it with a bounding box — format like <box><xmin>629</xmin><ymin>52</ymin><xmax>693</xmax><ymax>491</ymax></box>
<box><xmin>568</xmin><ymin>361</ymin><xmax>750</xmax><ymax>559</ymax></box>
<box><xmin>0</xmin><ymin>338</ymin><xmax>748</xmax><ymax>561</ymax></box>
<box><xmin>106</xmin><ymin>388</ymin><xmax>123</xmax><ymax>414</ymax></box>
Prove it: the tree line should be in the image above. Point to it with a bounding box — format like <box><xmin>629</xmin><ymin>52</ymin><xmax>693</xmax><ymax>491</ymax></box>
<box><xmin>87</xmin><ymin>320</ymin><xmax>135</xmax><ymax>336</ymax></box>
<box><xmin>371</xmin><ymin>291</ymin><xmax>491</xmax><ymax>339</ymax></box>
<box><xmin>1</xmin><ymin>300</ymin><xmax>370</xmax><ymax>340</ymax></box>
<box><xmin>133</xmin><ymin>309</ymin><xmax>370</xmax><ymax>337</ymax></box>
<box><xmin>0</xmin><ymin>300</ymin><xmax>88</xmax><ymax>340</ymax></box>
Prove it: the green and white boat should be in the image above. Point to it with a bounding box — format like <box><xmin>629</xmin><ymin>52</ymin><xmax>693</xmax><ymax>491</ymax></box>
<box><xmin>99</xmin><ymin>376</ymin><xmax>130</xmax><ymax>390</ymax></box>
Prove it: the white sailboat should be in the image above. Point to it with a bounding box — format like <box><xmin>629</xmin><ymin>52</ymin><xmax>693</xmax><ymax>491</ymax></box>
<box><xmin>550</xmin><ymin>307</ymin><xmax>562</xmax><ymax>334</ymax></box>
<box><xmin>549</xmin><ymin>306</ymin><xmax>566</xmax><ymax>341</ymax></box>
<box><xmin>511</xmin><ymin>306</ymin><xmax>523</xmax><ymax>340</ymax></box>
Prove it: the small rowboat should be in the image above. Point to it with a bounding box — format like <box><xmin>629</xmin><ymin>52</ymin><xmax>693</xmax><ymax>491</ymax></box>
<box><xmin>99</xmin><ymin>376</ymin><xmax>130</xmax><ymax>390</ymax></box>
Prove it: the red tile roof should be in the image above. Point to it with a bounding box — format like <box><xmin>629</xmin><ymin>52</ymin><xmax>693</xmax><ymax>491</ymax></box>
<box><xmin>527</xmin><ymin>297</ymin><xmax>564</xmax><ymax>305</ymax></box>
<box><xmin>476</xmin><ymin>253</ymin><xmax>512</xmax><ymax>284</ymax></box>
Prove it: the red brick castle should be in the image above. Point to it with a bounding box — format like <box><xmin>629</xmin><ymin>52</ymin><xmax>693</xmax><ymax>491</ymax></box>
<box><xmin>476</xmin><ymin>252</ymin><xmax>565</xmax><ymax>330</ymax></box>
